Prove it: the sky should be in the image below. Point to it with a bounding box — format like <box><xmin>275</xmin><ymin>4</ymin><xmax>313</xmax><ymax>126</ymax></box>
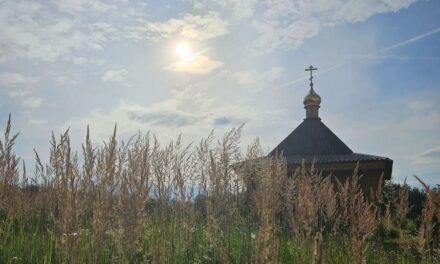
<box><xmin>0</xmin><ymin>0</ymin><xmax>439</xmax><ymax>186</ymax></box>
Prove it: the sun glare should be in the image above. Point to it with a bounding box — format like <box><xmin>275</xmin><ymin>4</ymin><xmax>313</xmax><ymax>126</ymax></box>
<box><xmin>175</xmin><ymin>42</ymin><xmax>192</xmax><ymax>59</ymax></box>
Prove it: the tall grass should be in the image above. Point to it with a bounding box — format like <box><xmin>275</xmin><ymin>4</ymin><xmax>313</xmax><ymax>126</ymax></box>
<box><xmin>0</xmin><ymin>115</ymin><xmax>439</xmax><ymax>263</ymax></box>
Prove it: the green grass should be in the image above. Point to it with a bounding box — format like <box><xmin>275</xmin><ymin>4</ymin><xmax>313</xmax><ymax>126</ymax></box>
<box><xmin>0</xmin><ymin>219</ymin><xmax>433</xmax><ymax>264</ymax></box>
<box><xmin>0</xmin><ymin>221</ymin><xmax>55</xmax><ymax>263</ymax></box>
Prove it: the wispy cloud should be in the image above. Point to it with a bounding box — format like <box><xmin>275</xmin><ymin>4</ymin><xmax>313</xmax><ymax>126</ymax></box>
<box><xmin>8</xmin><ymin>89</ymin><xmax>43</xmax><ymax>110</ymax></box>
<box><xmin>250</xmin><ymin>0</ymin><xmax>417</xmax><ymax>54</ymax></box>
<box><xmin>0</xmin><ymin>71</ymin><xmax>41</xmax><ymax>109</ymax></box>
<box><xmin>0</xmin><ymin>72</ymin><xmax>37</xmax><ymax>85</ymax></box>
<box><xmin>67</xmin><ymin>102</ymin><xmax>249</xmax><ymax>144</ymax></box>
<box><xmin>0</xmin><ymin>0</ymin><xmax>130</xmax><ymax>63</ymax></box>
<box><xmin>413</xmin><ymin>146</ymin><xmax>440</xmax><ymax>165</ymax></box>
<box><xmin>65</xmin><ymin>83</ymin><xmax>259</xmax><ymax>143</ymax></box>
<box><xmin>165</xmin><ymin>55</ymin><xmax>223</xmax><ymax>75</ymax></box>
<box><xmin>0</xmin><ymin>2</ymin><xmax>97</xmax><ymax>62</ymax></box>
<box><xmin>185</xmin><ymin>0</ymin><xmax>257</xmax><ymax>19</ymax></box>
<box><xmin>232</xmin><ymin>66</ymin><xmax>285</xmax><ymax>91</ymax></box>
<box><xmin>102</xmin><ymin>69</ymin><xmax>129</xmax><ymax>83</ymax></box>
<box><xmin>144</xmin><ymin>11</ymin><xmax>229</xmax><ymax>41</ymax></box>
<box><xmin>20</xmin><ymin>97</ymin><xmax>42</xmax><ymax>109</ymax></box>
<box><xmin>250</xmin><ymin>19</ymin><xmax>321</xmax><ymax>54</ymax></box>
<box><xmin>165</xmin><ymin>48</ymin><xmax>223</xmax><ymax>75</ymax></box>
<box><xmin>130</xmin><ymin>110</ymin><xmax>201</xmax><ymax>127</ymax></box>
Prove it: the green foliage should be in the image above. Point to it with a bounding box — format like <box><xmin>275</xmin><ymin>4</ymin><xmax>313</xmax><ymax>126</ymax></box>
<box><xmin>0</xmin><ymin>218</ymin><xmax>434</xmax><ymax>263</ymax></box>
<box><xmin>381</xmin><ymin>180</ymin><xmax>427</xmax><ymax>224</ymax></box>
<box><xmin>407</xmin><ymin>186</ymin><xmax>426</xmax><ymax>221</ymax></box>
<box><xmin>0</xmin><ymin>221</ymin><xmax>56</xmax><ymax>264</ymax></box>
<box><xmin>388</xmin><ymin>227</ymin><xmax>400</xmax><ymax>239</ymax></box>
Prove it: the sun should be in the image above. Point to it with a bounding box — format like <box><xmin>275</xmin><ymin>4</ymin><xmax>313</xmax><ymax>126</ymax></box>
<box><xmin>175</xmin><ymin>42</ymin><xmax>192</xmax><ymax>59</ymax></box>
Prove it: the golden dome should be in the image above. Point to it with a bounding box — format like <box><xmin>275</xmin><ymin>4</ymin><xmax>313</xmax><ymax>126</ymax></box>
<box><xmin>303</xmin><ymin>88</ymin><xmax>321</xmax><ymax>106</ymax></box>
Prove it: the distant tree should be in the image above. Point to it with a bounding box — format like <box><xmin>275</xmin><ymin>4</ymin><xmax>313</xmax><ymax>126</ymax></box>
<box><xmin>194</xmin><ymin>194</ymin><xmax>207</xmax><ymax>223</ymax></box>
<box><xmin>381</xmin><ymin>180</ymin><xmax>427</xmax><ymax>224</ymax></box>
<box><xmin>408</xmin><ymin>186</ymin><xmax>426</xmax><ymax>222</ymax></box>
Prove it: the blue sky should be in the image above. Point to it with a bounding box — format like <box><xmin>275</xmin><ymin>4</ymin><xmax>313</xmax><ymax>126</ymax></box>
<box><xmin>0</xmin><ymin>0</ymin><xmax>439</xmax><ymax>186</ymax></box>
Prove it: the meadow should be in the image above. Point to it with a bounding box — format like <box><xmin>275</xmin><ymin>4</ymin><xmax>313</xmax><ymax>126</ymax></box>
<box><xmin>0</xmin><ymin>115</ymin><xmax>439</xmax><ymax>263</ymax></box>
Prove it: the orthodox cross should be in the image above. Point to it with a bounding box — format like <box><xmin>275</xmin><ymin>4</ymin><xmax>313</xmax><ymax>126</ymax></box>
<box><xmin>305</xmin><ymin>65</ymin><xmax>318</xmax><ymax>90</ymax></box>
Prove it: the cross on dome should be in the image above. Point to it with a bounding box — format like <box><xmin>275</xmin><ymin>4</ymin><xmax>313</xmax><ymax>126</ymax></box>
<box><xmin>303</xmin><ymin>65</ymin><xmax>321</xmax><ymax>119</ymax></box>
<box><xmin>305</xmin><ymin>65</ymin><xmax>318</xmax><ymax>90</ymax></box>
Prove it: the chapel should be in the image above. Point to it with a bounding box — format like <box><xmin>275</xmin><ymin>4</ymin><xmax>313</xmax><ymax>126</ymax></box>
<box><xmin>270</xmin><ymin>66</ymin><xmax>393</xmax><ymax>193</ymax></box>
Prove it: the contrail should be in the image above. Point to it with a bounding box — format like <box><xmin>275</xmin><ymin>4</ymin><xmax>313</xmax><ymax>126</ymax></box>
<box><xmin>280</xmin><ymin>27</ymin><xmax>440</xmax><ymax>88</ymax></box>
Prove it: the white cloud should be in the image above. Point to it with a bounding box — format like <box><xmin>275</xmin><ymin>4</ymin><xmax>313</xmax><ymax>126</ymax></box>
<box><xmin>145</xmin><ymin>11</ymin><xmax>229</xmax><ymax>41</ymax></box>
<box><xmin>55</xmin><ymin>75</ymin><xmax>80</xmax><ymax>85</ymax></box>
<box><xmin>261</xmin><ymin>0</ymin><xmax>416</xmax><ymax>21</ymax></box>
<box><xmin>130</xmin><ymin>110</ymin><xmax>202</xmax><ymax>127</ymax></box>
<box><xmin>251</xmin><ymin>19</ymin><xmax>321</xmax><ymax>54</ymax></box>
<box><xmin>54</xmin><ymin>0</ymin><xmax>117</xmax><ymax>13</ymax></box>
<box><xmin>186</xmin><ymin>0</ymin><xmax>257</xmax><ymax>19</ymax></box>
<box><xmin>232</xmin><ymin>66</ymin><xmax>285</xmax><ymax>91</ymax></box>
<box><xmin>102</xmin><ymin>69</ymin><xmax>129</xmax><ymax>82</ymax></box>
<box><xmin>55</xmin><ymin>0</ymin><xmax>87</xmax><ymax>13</ymax></box>
<box><xmin>70</xmin><ymin>56</ymin><xmax>105</xmax><ymax>66</ymax></box>
<box><xmin>67</xmin><ymin>102</ymin><xmax>252</xmax><ymax>145</ymax></box>
<box><xmin>407</xmin><ymin>100</ymin><xmax>433</xmax><ymax>111</ymax></box>
<box><xmin>66</xmin><ymin>104</ymin><xmax>193</xmax><ymax>145</ymax></box>
<box><xmin>165</xmin><ymin>55</ymin><xmax>223</xmax><ymax>75</ymax></box>
<box><xmin>72</xmin><ymin>57</ymin><xmax>88</xmax><ymax>65</ymax></box>
<box><xmin>185</xmin><ymin>0</ymin><xmax>208</xmax><ymax>9</ymax></box>
<box><xmin>332</xmin><ymin>0</ymin><xmax>416</xmax><ymax>23</ymax></box>
<box><xmin>0</xmin><ymin>72</ymin><xmax>37</xmax><ymax>85</ymax></box>
<box><xmin>66</xmin><ymin>84</ymin><xmax>264</xmax><ymax>144</ymax></box>
<box><xmin>29</xmin><ymin>119</ymin><xmax>50</xmax><ymax>126</ymax></box>
<box><xmin>4</xmin><ymin>82</ymin><xmax>42</xmax><ymax>109</ymax></box>
<box><xmin>183</xmin><ymin>0</ymin><xmax>417</xmax><ymax>55</ymax></box>
<box><xmin>221</xmin><ymin>0</ymin><xmax>257</xmax><ymax>19</ymax></box>
<box><xmin>8</xmin><ymin>90</ymin><xmax>31</xmax><ymax>98</ymax></box>
<box><xmin>250</xmin><ymin>0</ymin><xmax>417</xmax><ymax>54</ymax></box>
<box><xmin>0</xmin><ymin>1</ymin><xmax>110</xmax><ymax>62</ymax></box>
<box><xmin>90</xmin><ymin>1</ymin><xmax>117</xmax><ymax>13</ymax></box>
<box><xmin>21</xmin><ymin>97</ymin><xmax>43</xmax><ymax>109</ymax></box>
<box><xmin>43</xmin><ymin>70</ymin><xmax>82</xmax><ymax>85</ymax></box>
<box><xmin>413</xmin><ymin>146</ymin><xmax>440</xmax><ymax>165</ymax></box>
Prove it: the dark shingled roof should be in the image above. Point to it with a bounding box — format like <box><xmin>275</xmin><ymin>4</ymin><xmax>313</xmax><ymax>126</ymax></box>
<box><xmin>270</xmin><ymin>118</ymin><xmax>352</xmax><ymax>156</ymax></box>
<box><xmin>269</xmin><ymin>118</ymin><xmax>391</xmax><ymax>164</ymax></box>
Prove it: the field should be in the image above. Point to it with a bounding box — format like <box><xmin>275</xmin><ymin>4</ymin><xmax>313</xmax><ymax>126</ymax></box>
<box><xmin>0</xmin><ymin>116</ymin><xmax>439</xmax><ymax>263</ymax></box>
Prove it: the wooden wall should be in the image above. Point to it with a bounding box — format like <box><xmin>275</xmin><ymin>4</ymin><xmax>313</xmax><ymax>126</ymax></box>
<box><xmin>287</xmin><ymin>160</ymin><xmax>392</xmax><ymax>196</ymax></box>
